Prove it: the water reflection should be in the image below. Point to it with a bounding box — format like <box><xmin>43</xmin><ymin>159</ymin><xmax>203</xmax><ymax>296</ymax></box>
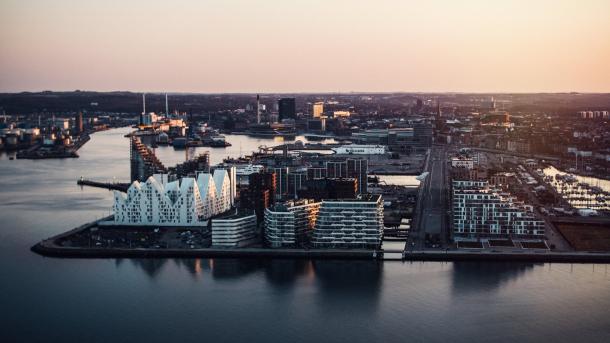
<box><xmin>116</xmin><ymin>257</ymin><xmax>383</xmax><ymax>297</ymax></box>
<box><xmin>173</xmin><ymin>258</ymin><xmax>211</xmax><ymax>277</ymax></box>
<box><xmin>126</xmin><ymin>259</ymin><xmax>170</xmax><ymax>279</ymax></box>
<box><xmin>210</xmin><ymin>258</ymin><xmax>264</xmax><ymax>280</ymax></box>
<box><xmin>450</xmin><ymin>262</ymin><xmax>538</xmax><ymax>295</ymax></box>
<box><xmin>311</xmin><ymin>261</ymin><xmax>384</xmax><ymax>314</ymax></box>
<box><xmin>263</xmin><ymin>259</ymin><xmax>310</xmax><ymax>286</ymax></box>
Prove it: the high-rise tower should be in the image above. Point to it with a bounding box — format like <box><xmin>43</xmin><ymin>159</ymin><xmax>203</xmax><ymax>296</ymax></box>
<box><xmin>312</xmin><ymin>102</ymin><xmax>324</xmax><ymax>118</ymax></box>
<box><xmin>76</xmin><ymin>111</ymin><xmax>83</xmax><ymax>134</ymax></box>
<box><xmin>278</xmin><ymin>98</ymin><xmax>296</xmax><ymax>121</ymax></box>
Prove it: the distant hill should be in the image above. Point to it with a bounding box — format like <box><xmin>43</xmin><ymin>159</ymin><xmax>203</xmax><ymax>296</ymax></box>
<box><xmin>0</xmin><ymin>91</ymin><xmax>608</xmax><ymax>115</ymax></box>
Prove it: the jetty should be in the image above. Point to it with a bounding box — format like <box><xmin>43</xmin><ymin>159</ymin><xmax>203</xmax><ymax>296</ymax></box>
<box><xmin>77</xmin><ymin>178</ymin><xmax>130</xmax><ymax>192</ymax></box>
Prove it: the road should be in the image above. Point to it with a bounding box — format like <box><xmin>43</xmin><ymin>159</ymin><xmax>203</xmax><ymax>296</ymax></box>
<box><xmin>406</xmin><ymin>145</ymin><xmax>450</xmax><ymax>251</ymax></box>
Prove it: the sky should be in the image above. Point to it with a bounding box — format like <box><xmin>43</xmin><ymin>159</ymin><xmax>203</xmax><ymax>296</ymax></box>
<box><xmin>1</xmin><ymin>0</ymin><xmax>609</xmax><ymax>93</ymax></box>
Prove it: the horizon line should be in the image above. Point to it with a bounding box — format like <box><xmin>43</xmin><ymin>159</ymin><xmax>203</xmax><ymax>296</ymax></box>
<box><xmin>2</xmin><ymin>89</ymin><xmax>610</xmax><ymax>95</ymax></box>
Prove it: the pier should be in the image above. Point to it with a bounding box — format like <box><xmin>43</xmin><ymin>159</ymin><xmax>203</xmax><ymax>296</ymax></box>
<box><xmin>77</xmin><ymin>178</ymin><xmax>130</xmax><ymax>192</ymax></box>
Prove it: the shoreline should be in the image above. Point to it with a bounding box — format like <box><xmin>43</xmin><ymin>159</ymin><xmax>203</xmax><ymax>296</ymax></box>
<box><xmin>31</xmin><ymin>242</ymin><xmax>610</xmax><ymax>263</ymax></box>
<box><xmin>31</xmin><ymin>218</ymin><xmax>610</xmax><ymax>263</ymax></box>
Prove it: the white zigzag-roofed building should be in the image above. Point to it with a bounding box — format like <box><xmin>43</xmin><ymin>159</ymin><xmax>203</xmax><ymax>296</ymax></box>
<box><xmin>113</xmin><ymin>168</ymin><xmax>236</xmax><ymax>226</ymax></box>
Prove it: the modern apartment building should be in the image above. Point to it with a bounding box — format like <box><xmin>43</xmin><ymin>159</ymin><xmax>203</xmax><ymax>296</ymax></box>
<box><xmin>452</xmin><ymin>180</ymin><xmax>545</xmax><ymax>237</ymax></box>
<box><xmin>325</xmin><ymin>158</ymin><xmax>368</xmax><ymax>194</ymax></box>
<box><xmin>264</xmin><ymin>199</ymin><xmax>320</xmax><ymax>248</ymax></box>
<box><xmin>212</xmin><ymin>211</ymin><xmax>257</xmax><ymax>247</ymax></box>
<box><xmin>242</xmin><ymin>171</ymin><xmax>276</xmax><ymax>221</ymax></box>
<box><xmin>311</xmin><ymin>194</ymin><xmax>384</xmax><ymax>249</ymax></box>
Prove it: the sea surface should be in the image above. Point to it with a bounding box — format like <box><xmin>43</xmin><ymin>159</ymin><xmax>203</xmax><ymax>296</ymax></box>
<box><xmin>0</xmin><ymin>128</ymin><xmax>609</xmax><ymax>343</ymax></box>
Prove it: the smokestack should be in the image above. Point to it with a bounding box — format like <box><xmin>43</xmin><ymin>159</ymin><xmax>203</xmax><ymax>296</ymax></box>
<box><xmin>165</xmin><ymin>93</ymin><xmax>169</xmax><ymax>116</ymax></box>
<box><xmin>256</xmin><ymin>94</ymin><xmax>261</xmax><ymax>124</ymax></box>
<box><xmin>140</xmin><ymin>93</ymin><xmax>146</xmax><ymax>126</ymax></box>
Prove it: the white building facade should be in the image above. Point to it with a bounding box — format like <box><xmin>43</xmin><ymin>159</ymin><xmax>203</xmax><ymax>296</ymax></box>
<box><xmin>452</xmin><ymin>180</ymin><xmax>545</xmax><ymax>237</ymax></box>
<box><xmin>113</xmin><ymin>168</ymin><xmax>235</xmax><ymax>226</ymax></box>
<box><xmin>212</xmin><ymin>212</ymin><xmax>257</xmax><ymax>247</ymax></box>
<box><xmin>332</xmin><ymin>144</ymin><xmax>387</xmax><ymax>155</ymax></box>
<box><xmin>451</xmin><ymin>157</ymin><xmax>474</xmax><ymax>169</ymax></box>
<box><xmin>311</xmin><ymin>195</ymin><xmax>384</xmax><ymax>249</ymax></box>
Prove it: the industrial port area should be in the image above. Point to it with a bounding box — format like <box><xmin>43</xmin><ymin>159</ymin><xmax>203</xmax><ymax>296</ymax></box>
<box><xmin>2</xmin><ymin>91</ymin><xmax>609</xmax><ymax>262</ymax></box>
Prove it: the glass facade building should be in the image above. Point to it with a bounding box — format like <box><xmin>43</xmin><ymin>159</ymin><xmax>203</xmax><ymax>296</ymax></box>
<box><xmin>264</xmin><ymin>200</ymin><xmax>320</xmax><ymax>248</ymax></box>
<box><xmin>311</xmin><ymin>195</ymin><xmax>384</xmax><ymax>249</ymax></box>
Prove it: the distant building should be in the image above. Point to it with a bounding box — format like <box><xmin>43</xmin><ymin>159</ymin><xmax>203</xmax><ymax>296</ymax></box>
<box><xmin>352</xmin><ymin>124</ymin><xmax>432</xmax><ymax>152</ymax></box>
<box><xmin>325</xmin><ymin>158</ymin><xmax>368</xmax><ymax>194</ymax></box>
<box><xmin>488</xmin><ymin>96</ymin><xmax>496</xmax><ymax>110</ymax></box>
<box><xmin>141</xmin><ymin>113</ymin><xmax>159</xmax><ymax>126</ymax></box>
<box><xmin>577</xmin><ymin>110</ymin><xmax>609</xmax><ymax>119</ymax></box>
<box><xmin>332</xmin><ymin>144</ymin><xmax>387</xmax><ymax>155</ymax></box>
<box><xmin>312</xmin><ymin>101</ymin><xmax>324</xmax><ymax>118</ymax></box>
<box><xmin>264</xmin><ymin>199</ymin><xmax>320</xmax><ymax>248</ymax></box>
<box><xmin>286</xmin><ymin>169</ymin><xmax>307</xmax><ymax>199</ymax></box>
<box><xmin>75</xmin><ymin>112</ymin><xmax>84</xmax><ymax>134</ymax></box>
<box><xmin>451</xmin><ymin>157</ymin><xmax>474</xmax><ymax>169</ymax></box>
<box><xmin>278</xmin><ymin>98</ymin><xmax>296</xmax><ymax>121</ymax></box>
<box><xmin>169</xmin><ymin>153</ymin><xmax>210</xmax><ymax>178</ymax></box>
<box><xmin>311</xmin><ymin>194</ymin><xmax>384</xmax><ymax>249</ymax></box>
<box><xmin>332</xmin><ymin>111</ymin><xmax>350</xmax><ymax>118</ymax></box>
<box><xmin>273</xmin><ymin>167</ymin><xmax>290</xmax><ymax>199</ymax></box>
<box><xmin>413</xmin><ymin>99</ymin><xmax>423</xmax><ymax>113</ymax></box>
<box><xmin>243</xmin><ymin>171</ymin><xmax>276</xmax><ymax>221</ymax></box>
<box><xmin>212</xmin><ymin>211</ymin><xmax>257</xmax><ymax>247</ymax></box>
<box><xmin>489</xmin><ymin>172</ymin><xmax>516</xmax><ymax>187</ymax></box>
<box><xmin>52</xmin><ymin>118</ymin><xmax>70</xmax><ymax>130</ymax></box>
<box><xmin>307</xmin><ymin>118</ymin><xmax>326</xmax><ymax>132</ymax></box>
<box><xmin>451</xmin><ymin>166</ymin><xmax>470</xmax><ymax>181</ymax></box>
<box><xmin>297</xmin><ymin>178</ymin><xmax>357</xmax><ymax>201</ymax></box>
<box><xmin>452</xmin><ymin>180</ymin><xmax>545</xmax><ymax>237</ymax></box>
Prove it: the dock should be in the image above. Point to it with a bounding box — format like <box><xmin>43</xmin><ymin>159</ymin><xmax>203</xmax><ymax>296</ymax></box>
<box><xmin>77</xmin><ymin>178</ymin><xmax>130</xmax><ymax>192</ymax></box>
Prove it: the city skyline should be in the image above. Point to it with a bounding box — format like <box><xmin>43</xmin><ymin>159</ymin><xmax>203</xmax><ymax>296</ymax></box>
<box><xmin>1</xmin><ymin>0</ymin><xmax>610</xmax><ymax>93</ymax></box>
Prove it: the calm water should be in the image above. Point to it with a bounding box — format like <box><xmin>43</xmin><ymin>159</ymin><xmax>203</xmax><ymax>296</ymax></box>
<box><xmin>1</xmin><ymin>128</ymin><xmax>609</xmax><ymax>343</ymax></box>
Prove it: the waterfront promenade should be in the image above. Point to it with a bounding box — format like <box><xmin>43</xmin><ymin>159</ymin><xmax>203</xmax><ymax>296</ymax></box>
<box><xmin>31</xmin><ymin>219</ymin><xmax>610</xmax><ymax>263</ymax></box>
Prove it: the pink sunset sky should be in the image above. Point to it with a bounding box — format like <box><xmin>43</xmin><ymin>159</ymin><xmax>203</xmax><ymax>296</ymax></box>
<box><xmin>1</xmin><ymin>0</ymin><xmax>609</xmax><ymax>93</ymax></box>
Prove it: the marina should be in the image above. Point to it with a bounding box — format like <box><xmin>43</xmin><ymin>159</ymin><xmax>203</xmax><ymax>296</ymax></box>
<box><xmin>543</xmin><ymin>166</ymin><xmax>610</xmax><ymax>212</ymax></box>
